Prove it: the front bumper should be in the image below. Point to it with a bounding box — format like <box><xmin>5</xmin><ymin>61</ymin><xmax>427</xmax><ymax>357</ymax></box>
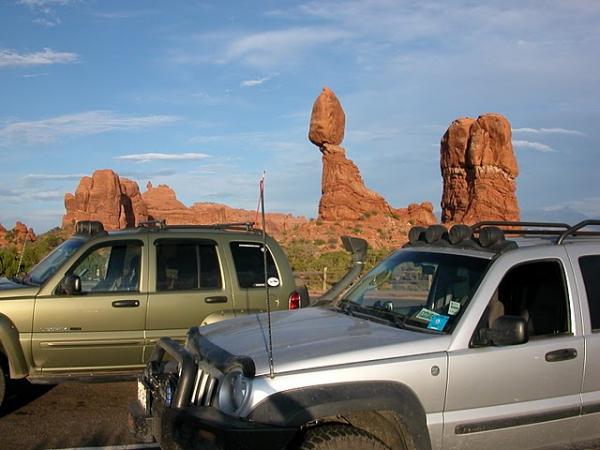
<box><xmin>127</xmin><ymin>335</ymin><xmax>297</xmax><ymax>450</ymax></box>
<box><xmin>128</xmin><ymin>398</ymin><xmax>297</xmax><ymax>450</ymax></box>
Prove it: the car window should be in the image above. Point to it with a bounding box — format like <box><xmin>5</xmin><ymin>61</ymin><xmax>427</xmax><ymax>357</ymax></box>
<box><xmin>230</xmin><ymin>242</ymin><xmax>279</xmax><ymax>289</ymax></box>
<box><xmin>27</xmin><ymin>238</ymin><xmax>86</xmax><ymax>285</ymax></box>
<box><xmin>71</xmin><ymin>241</ymin><xmax>142</xmax><ymax>293</ymax></box>
<box><xmin>479</xmin><ymin>260</ymin><xmax>570</xmax><ymax>338</ymax></box>
<box><xmin>579</xmin><ymin>255</ymin><xmax>600</xmax><ymax>331</ymax></box>
<box><xmin>156</xmin><ymin>240</ymin><xmax>221</xmax><ymax>291</ymax></box>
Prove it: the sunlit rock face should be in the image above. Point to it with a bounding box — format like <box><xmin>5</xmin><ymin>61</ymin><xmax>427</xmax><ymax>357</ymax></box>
<box><xmin>441</xmin><ymin>113</ymin><xmax>520</xmax><ymax>224</ymax></box>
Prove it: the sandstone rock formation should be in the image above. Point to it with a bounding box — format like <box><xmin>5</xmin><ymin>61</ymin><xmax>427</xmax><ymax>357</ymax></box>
<box><xmin>440</xmin><ymin>113</ymin><xmax>520</xmax><ymax>224</ymax></box>
<box><xmin>318</xmin><ymin>143</ymin><xmax>393</xmax><ymax>221</ymax></box>
<box><xmin>0</xmin><ymin>221</ymin><xmax>36</xmax><ymax>250</ymax></box>
<box><xmin>63</xmin><ymin>169</ymin><xmax>147</xmax><ymax>230</ymax></box>
<box><xmin>309</xmin><ymin>86</ymin><xmax>345</xmax><ymax>147</ymax></box>
<box><xmin>63</xmin><ymin>172</ymin><xmax>309</xmax><ymax>235</ymax></box>
<box><xmin>309</xmin><ymin>86</ymin><xmax>436</xmax><ymax>229</ymax></box>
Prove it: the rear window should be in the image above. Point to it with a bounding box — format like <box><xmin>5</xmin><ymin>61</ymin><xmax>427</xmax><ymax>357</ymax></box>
<box><xmin>230</xmin><ymin>242</ymin><xmax>279</xmax><ymax>288</ymax></box>
<box><xmin>156</xmin><ymin>240</ymin><xmax>221</xmax><ymax>291</ymax></box>
<box><xmin>579</xmin><ymin>255</ymin><xmax>600</xmax><ymax>331</ymax></box>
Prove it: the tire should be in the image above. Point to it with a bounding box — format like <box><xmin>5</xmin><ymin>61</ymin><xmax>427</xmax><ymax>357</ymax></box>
<box><xmin>0</xmin><ymin>357</ymin><xmax>7</xmax><ymax>409</ymax></box>
<box><xmin>299</xmin><ymin>424</ymin><xmax>391</xmax><ymax>450</ymax></box>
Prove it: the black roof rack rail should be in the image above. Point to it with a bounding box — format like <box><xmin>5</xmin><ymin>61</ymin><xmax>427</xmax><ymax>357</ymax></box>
<box><xmin>138</xmin><ymin>220</ymin><xmax>167</xmax><ymax>229</ymax></box>
<box><xmin>556</xmin><ymin>220</ymin><xmax>600</xmax><ymax>244</ymax></box>
<box><xmin>472</xmin><ymin>221</ymin><xmax>571</xmax><ymax>236</ymax></box>
<box><xmin>137</xmin><ymin>221</ymin><xmax>257</xmax><ymax>232</ymax></box>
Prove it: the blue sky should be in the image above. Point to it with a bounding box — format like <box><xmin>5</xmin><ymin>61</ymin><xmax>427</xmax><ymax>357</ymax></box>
<box><xmin>1</xmin><ymin>0</ymin><xmax>599</xmax><ymax>233</ymax></box>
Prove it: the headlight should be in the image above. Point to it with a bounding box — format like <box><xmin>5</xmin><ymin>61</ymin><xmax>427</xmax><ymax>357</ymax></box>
<box><xmin>218</xmin><ymin>369</ymin><xmax>252</xmax><ymax>416</ymax></box>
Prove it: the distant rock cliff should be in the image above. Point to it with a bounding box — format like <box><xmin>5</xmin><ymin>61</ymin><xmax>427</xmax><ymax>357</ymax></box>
<box><xmin>440</xmin><ymin>113</ymin><xmax>520</xmax><ymax>224</ymax></box>
<box><xmin>0</xmin><ymin>221</ymin><xmax>36</xmax><ymax>250</ymax></box>
<box><xmin>63</xmin><ymin>171</ymin><xmax>308</xmax><ymax>235</ymax></box>
<box><xmin>63</xmin><ymin>169</ymin><xmax>148</xmax><ymax>229</ymax></box>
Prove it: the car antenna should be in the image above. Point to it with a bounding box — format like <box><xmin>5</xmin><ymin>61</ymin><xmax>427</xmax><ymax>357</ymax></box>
<box><xmin>258</xmin><ymin>171</ymin><xmax>275</xmax><ymax>378</ymax></box>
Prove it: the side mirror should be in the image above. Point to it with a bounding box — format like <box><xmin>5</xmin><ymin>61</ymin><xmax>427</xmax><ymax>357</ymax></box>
<box><xmin>481</xmin><ymin>315</ymin><xmax>528</xmax><ymax>346</ymax></box>
<box><xmin>60</xmin><ymin>275</ymin><xmax>82</xmax><ymax>295</ymax></box>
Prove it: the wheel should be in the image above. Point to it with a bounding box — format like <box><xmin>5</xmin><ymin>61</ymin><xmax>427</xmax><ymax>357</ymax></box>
<box><xmin>0</xmin><ymin>357</ymin><xmax>7</xmax><ymax>409</ymax></box>
<box><xmin>299</xmin><ymin>424</ymin><xmax>390</xmax><ymax>450</ymax></box>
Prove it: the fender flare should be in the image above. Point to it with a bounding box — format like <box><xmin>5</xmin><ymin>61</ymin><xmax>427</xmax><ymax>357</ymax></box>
<box><xmin>200</xmin><ymin>311</ymin><xmax>236</xmax><ymax>327</ymax></box>
<box><xmin>0</xmin><ymin>313</ymin><xmax>29</xmax><ymax>378</ymax></box>
<box><xmin>248</xmin><ymin>381</ymin><xmax>431</xmax><ymax>450</ymax></box>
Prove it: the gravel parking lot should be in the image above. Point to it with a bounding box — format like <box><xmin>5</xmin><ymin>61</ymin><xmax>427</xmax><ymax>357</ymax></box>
<box><xmin>0</xmin><ymin>380</ymin><xmax>157</xmax><ymax>450</ymax></box>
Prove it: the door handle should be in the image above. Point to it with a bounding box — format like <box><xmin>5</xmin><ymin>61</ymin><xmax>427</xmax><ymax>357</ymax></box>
<box><xmin>205</xmin><ymin>296</ymin><xmax>228</xmax><ymax>304</ymax></box>
<box><xmin>112</xmin><ymin>300</ymin><xmax>140</xmax><ymax>308</ymax></box>
<box><xmin>545</xmin><ymin>348</ymin><xmax>577</xmax><ymax>362</ymax></box>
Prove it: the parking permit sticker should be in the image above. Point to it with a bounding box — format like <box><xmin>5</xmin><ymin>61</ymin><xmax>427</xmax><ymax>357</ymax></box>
<box><xmin>428</xmin><ymin>314</ymin><xmax>449</xmax><ymax>331</ymax></box>
<box><xmin>415</xmin><ymin>308</ymin><xmax>436</xmax><ymax>322</ymax></box>
<box><xmin>448</xmin><ymin>301</ymin><xmax>461</xmax><ymax>316</ymax></box>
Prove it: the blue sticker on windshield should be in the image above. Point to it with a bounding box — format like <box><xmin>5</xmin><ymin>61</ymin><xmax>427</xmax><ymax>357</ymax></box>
<box><xmin>427</xmin><ymin>314</ymin><xmax>449</xmax><ymax>331</ymax></box>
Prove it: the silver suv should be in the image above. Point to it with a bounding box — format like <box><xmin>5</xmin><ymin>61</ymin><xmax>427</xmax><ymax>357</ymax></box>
<box><xmin>129</xmin><ymin>220</ymin><xmax>600</xmax><ymax>450</ymax></box>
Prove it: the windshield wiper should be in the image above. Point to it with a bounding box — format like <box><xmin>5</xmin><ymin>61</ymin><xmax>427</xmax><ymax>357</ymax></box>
<box><xmin>11</xmin><ymin>273</ymin><xmax>35</xmax><ymax>286</ymax></box>
<box><xmin>338</xmin><ymin>299</ymin><xmax>409</xmax><ymax>329</ymax></box>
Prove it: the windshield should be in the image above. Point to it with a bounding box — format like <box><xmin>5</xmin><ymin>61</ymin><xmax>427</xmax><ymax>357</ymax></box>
<box><xmin>339</xmin><ymin>250</ymin><xmax>491</xmax><ymax>334</ymax></box>
<box><xmin>27</xmin><ymin>238</ymin><xmax>86</xmax><ymax>285</ymax></box>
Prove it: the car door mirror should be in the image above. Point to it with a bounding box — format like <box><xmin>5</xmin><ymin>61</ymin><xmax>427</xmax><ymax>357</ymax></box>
<box><xmin>480</xmin><ymin>315</ymin><xmax>528</xmax><ymax>346</ymax></box>
<box><xmin>60</xmin><ymin>274</ymin><xmax>82</xmax><ymax>295</ymax></box>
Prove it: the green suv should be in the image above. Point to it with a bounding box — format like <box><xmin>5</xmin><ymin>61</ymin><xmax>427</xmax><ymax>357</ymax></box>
<box><xmin>0</xmin><ymin>220</ymin><xmax>307</xmax><ymax>407</ymax></box>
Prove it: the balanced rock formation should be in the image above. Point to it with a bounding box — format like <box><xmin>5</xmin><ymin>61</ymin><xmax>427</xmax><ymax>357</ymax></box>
<box><xmin>309</xmin><ymin>86</ymin><xmax>435</xmax><ymax>227</ymax></box>
<box><xmin>63</xmin><ymin>169</ymin><xmax>148</xmax><ymax>230</ymax></box>
<box><xmin>441</xmin><ymin>113</ymin><xmax>519</xmax><ymax>224</ymax></box>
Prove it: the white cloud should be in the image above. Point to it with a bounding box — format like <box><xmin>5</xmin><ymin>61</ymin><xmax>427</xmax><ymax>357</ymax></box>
<box><xmin>241</xmin><ymin>73</ymin><xmax>278</xmax><ymax>87</ymax></box>
<box><xmin>21</xmin><ymin>173</ymin><xmax>87</xmax><ymax>182</ymax></box>
<box><xmin>513</xmin><ymin>139</ymin><xmax>556</xmax><ymax>152</ymax></box>
<box><xmin>22</xmin><ymin>72</ymin><xmax>49</xmax><ymax>78</ymax></box>
<box><xmin>114</xmin><ymin>152</ymin><xmax>211</xmax><ymax>163</ymax></box>
<box><xmin>19</xmin><ymin>0</ymin><xmax>74</xmax><ymax>6</ymax></box>
<box><xmin>0</xmin><ymin>187</ymin><xmax>63</xmax><ymax>202</ymax></box>
<box><xmin>0</xmin><ymin>111</ymin><xmax>178</xmax><ymax>144</ymax></box>
<box><xmin>33</xmin><ymin>17</ymin><xmax>61</xmax><ymax>26</ymax></box>
<box><xmin>0</xmin><ymin>48</ymin><xmax>78</xmax><ymax>68</ymax></box>
<box><xmin>218</xmin><ymin>27</ymin><xmax>350</xmax><ymax>67</ymax></box>
<box><xmin>513</xmin><ymin>127</ymin><xmax>586</xmax><ymax>136</ymax></box>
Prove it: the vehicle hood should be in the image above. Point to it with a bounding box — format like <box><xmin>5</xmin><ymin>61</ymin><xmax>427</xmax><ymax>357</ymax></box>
<box><xmin>0</xmin><ymin>277</ymin><xmax>39</xmax><ymax>298</ymax></box>
<box><xmin>199</xmin><ymin>307</ymin><xmax>450</xmax><ymax>376</ymax></box>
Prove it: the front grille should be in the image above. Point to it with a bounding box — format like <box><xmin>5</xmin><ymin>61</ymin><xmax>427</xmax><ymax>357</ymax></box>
<box><xmin>190</xmin><ymin>366</ymin><xmax>219</xmax><ymax>406</ymax></box>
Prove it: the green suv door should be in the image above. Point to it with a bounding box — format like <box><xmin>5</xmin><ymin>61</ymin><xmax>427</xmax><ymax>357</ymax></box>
<box><xmin>32</xmin><ymin>238</ymin><xmax>147</xmax><ymax>372</ymax></box>
<box><xmin>144</xmin><ymin>237</ymin><xmax>234</xmax><ymax>359</ymax></box>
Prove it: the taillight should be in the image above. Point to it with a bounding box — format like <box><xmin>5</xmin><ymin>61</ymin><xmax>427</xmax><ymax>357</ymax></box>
<box><xmin>288</xmin><ymin>291</ymin><xmax>301</xmax><ymax>310</ymax></box>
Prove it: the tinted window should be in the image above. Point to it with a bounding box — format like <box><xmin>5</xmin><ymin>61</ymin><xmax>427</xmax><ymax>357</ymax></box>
<box><xmin>230</xmin><ymin>242</ymin><xmax>279</xmax><ymax>289</ymax></box>
<box><xmin>156</xmin><ymin>240</ymin><xmax>221</xmax><ymax>291</ymax></box>
<box><xmin>71</xmin><ymin>241</ymin><xmax>142</xmax><ymax>293</ymax></box>
<box><xmin>579</xmin><ymin>255</ymin><xmax>600</xmax><ymax>331</ymax></box>
<box><xmin>485</xmin><ymin>260</ymin><xmax>569</xmax><ymax>337</ymax></box>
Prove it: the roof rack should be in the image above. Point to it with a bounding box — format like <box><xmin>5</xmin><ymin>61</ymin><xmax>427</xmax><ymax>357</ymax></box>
<box><xmin>406</xmin><ymin>220</ymin><xmax>600</xmax><ymax>254</ymax></box>
<box><xmin>556</xmin><ymin>220</ymin><xmax>600</xmax><ymax>244</ymax></box>
<box><xmin>137</xmin><ymin>220</ymin><xmax>257</xmax><ymax>232</ymax></box>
